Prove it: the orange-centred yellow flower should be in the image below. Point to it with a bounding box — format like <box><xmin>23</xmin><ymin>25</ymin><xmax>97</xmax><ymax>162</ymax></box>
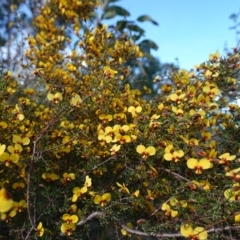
<box><xmin>187</xmin><ymin>158</ymin><xmax>211</xmax><ymax>174</ymax></box>
<box><xmin>37</xmin><ymin>222</ymin><xmax>44</xmax><ymax>237</ymax></box>
<box><xmin>61</xmin><ymin>223</ymin><xmax>76</xmax><ymax>236</ymax></box>
<box><xmin>62</xmin><ymin>214</ymin><xmax>78</xmax><ymax>225</ymax></box>
<box><xmin>0</xmin><ymin>188</ymin><xmax>13</xmax><ymax>213</ymax></box>
<box><xmin>94</xmin><ymin>193</ymin><xmax>111</xmax><ymax>206</ymax></box>
<box><xmin>219</xmin><ymin>153</ymin><xmax>236</xmax><ymax>164</ymax></box>
<box><xmin>136</xmin><ymin>144</ymin><xmax>156</xmax><ymax>159</ymax></box>
<box><xmin>180</xmin><ymin>224</ymin><xmax>207</xmax><ymax>240</ymax></box>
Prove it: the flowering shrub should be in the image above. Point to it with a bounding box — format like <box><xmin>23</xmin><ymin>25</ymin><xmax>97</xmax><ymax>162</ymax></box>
<box><xmin>1</xmin><ymin>0</ymin><xmax>240</xmax><ymax>239</ymax></box>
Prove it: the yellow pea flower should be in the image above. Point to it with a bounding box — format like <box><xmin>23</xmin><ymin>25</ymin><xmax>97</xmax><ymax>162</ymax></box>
<box><xmin>60</xmin><ymin>223</ymin><xmax>76</xmax><ymax>236</ymax></box>
<box><xmin>14</xmin><ymin>200</ymin><xmax>27</xmax><ymax>212</ymax></box>
<box><xmin>7</xmin><ymin>144</ymin><xmax>23</xmax><ymax>155</ymax></box>
<box><xmin>133</xmin><ymin>190</ymin><xmax>140</xmax><ymax>197</ymax></box>
<box><xmin>0</xmin><ymin>188</ymin><xmax>13</xmax><ymax>213</ymax></box>
<box><xmin>203</xmin><ymin>82</ymin><xmax>220</xmax><ymax>98</ymax></box>
<box><xmin>72</xmin><ymin>186</ymin><xmax>87</xmax><ymax>202</ymax></box>
<box><xmin>110</xmin><ymin>144</ymin><xmax>121</xmax><ymax>155</ymax></box>
<box><xmin>226</xmin><ymin>167</ymin><xmax>240</xmax><ymax>181</ymax></box>
<box><xmin>42</xmin><ymin>172</ymin><xmax>59</xmax><ymax>182</ymax></box>
<box><xmin>136</xmin><ymin>144</ymin><xmax>156</xmax><ymax>159</ymax></box>
<box><xmin>121</xmin><ymin>222</ymin><xmax>132</xmax><ymax>237</ymax></box>
<box><xmin>0</xmin><ymin>152</ymin><xmax>19</xmax><ymax>166</ymax></box>
<box><xmin>169</xmin><ymin>197</ymin><xmax>187</xmax><ymax>208</ymax></box>
<box><xmin>164</xmin><ymin>144</ymin><xmax>184</xmax><ymax>162</ymax></box>
<box><xmin>62</xmin><ymin>173</ymin><xmax>75</xmax><ymax>183</ymax></box>
<box><xmin>13</xmin><ymin>104</ymin><xmax>24</xmax><ymax>121</ymax></box>
<box><xmin>116</xmin><ymin>135</ymin><xmax>131</xmax><ymax>144</ymax></box>
<box><xmin>224</xmin><ymin>186</ymin><xmax>240</xmax><ymax>201</ymax></box>
<box><xmin>209</xmin><ymin>51</ymin><xmax>220</xmax><ymax>61</ymax></box>
<box><xmin>12</xmin><ymin>135</ymin><xmax>30</xmax><ymax>145</ymax></box>
<box><xmin>84</xmin><ymin>175</ymin><xmax>92</xmax><ymax>188</ymax></box>
<box><xmin>37</xmin><ymin>222</ymin><xmax>44</xmax><ymax>237</ymax></box>
<box><xmin>1</xmin><ymin>209</ymin><xmax>16</xmax><ymax>222</ymax></box>
<box><xmin>62</xmin><ymin>214</ymin><xmax>78</xmax><ymax>225</ymax></box>
<box><xmin>128</xmin><ymin>106</ymin><xmax>142</xmax><ymax>117</ymax></box>
<box><xmin>0</xmin><ymin>122</ymin><xmax>7</xmax><ymax>129</ymax></box>
<box><xmin>103</xmin><ymin>66</ymin><xmax>118</xmax><ymax>78</ymax></box>
<box><xmin>235</xmin><ymin>213</ymin><xmax>240</xmax><ymax>223</ymax></box>
<box><xmin>0</xmin><ymin>144</ymin><xmax>6</xmax><ymax>155</ymax></box>
<box><xmin>94</xmin><ymin>193</ymin><xmax>111</xmax><ymax>206</ymax></box>
<box><xmin>180</xmin><ymin>224</ymin><xmax>207</xmax><ymax>240</ymax></box>
<box><xmin>99</xmin><ymin>114</ymin><xmax>113</xmax><ymax>123</ymax></box>
<box><xmin>12</xmin><ymin>182</ymin><xmax>25</xmax><ymax>190</ymax></box>
<box><xmin>187</xmin><ymin>158</ymin><xmax>211</xmax><ymax>174</ymax></box>
<box><xmin>116</xmin><ymin>182</ymin><xmax>130</xmax><ymax>194</ymax></box>
<box><xmin>161</xmin><ymin>202</ymin><xmax>178</xmax><ymax>218</ymax></box>
<box><xmin>219</xmin><ymin>153</ymin><xmax>236</xmax><ymax>164</ymax></box>
<box><xmin>146</xmin><ymin>189</ymin><xmax>155</xmax><ymax>200</ymax></box>
<box><xmin>47</xmin><ymin>92</ymin><xmax>63</xmax><ymax>103</ymax></box>
<box><xmin>190</xmin><ymin>180</ymin><xmax>211</xmax><ymax>191</ymax></box>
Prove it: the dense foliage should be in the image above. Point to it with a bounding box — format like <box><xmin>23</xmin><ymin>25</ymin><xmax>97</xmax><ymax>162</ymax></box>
<box><xmin>0</xmin><ymin>1</ymin><xmax>240</xmax><ymax>240</ymax></box>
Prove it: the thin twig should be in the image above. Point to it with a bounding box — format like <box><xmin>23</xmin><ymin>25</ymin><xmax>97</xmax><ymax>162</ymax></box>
<box><xmin>76</xmin><ymin>211</ymin><xmax>105</xmax><ymax>226</ymax></box>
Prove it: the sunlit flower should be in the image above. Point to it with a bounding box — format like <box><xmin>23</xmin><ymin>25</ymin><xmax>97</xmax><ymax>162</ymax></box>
<box><xmin>0</xmin><ymin>121</ymin><xmax>7</xmax><ymax>129</ymax></box>
<box><xmin>99</xmin><ymin>114</ymin><xmax>113</xmax><ymax>123</ymax></box>
<box><xmin>161</xmin><ymin>202</ymin><xmax>178</xmax><ymax>217</ymax></box>
<box><xmin>146</xmin><ymin>189</ymin><xmax>155</xmax><ymax>200</ymax></box>
<box><xmin>219</xmin><ymin>153</ymin><xmax>236</xmax><ymax>164</ymax></box>
<box><xmin>180</xmin><ymin>224</ymin><xmax>207</xmax><ymax>240</ymax></box>
<box><xmin>133</xmin><ymin>190</ymin><xmax>140</xmax><ymax>197</ymax></box>
<box><xmin>12</xmin><ymin>135</ymin><xmax>30</xmax><ymax>145</ymax></box>
<box><xmin>235</xmin><ymin>213</ymin><xmax>240</xmax><ymax>223</ymax></box>
<box><xmin>0</xmin><ymin>144</ymin><xmax>6</xmax><ymax>155</ymax></box>
<box><xmin>12</xmin><ymin>182</ymin><xmax>25</xmax><ymax>190</ymax></box>
<box><xmin>116</xmin><ymin>182</ymin><xmax>130</xmax><ymax>194</ymax></box>
<box><xmin>164</xmin><ymin>144</ymin><xmax>184</xmax><ymax>162</ymax></box>
<box><xmin>209</xmin><ymin>51</ymin><xmax>220</xmax><ymax>61</ymax></box>
<box><xmin>187</xmin><ymin>158</ymin><xmax>211</xmax><ymax>174</ymax></box>
<box><xmin>116</xmin><ymin>135</ymin><xmax>131</xmax><ymax>144</ymax></box>
<box><xmin>128</xmin><ymin>106</ymin><xmax>142</xmax><ymax>117</ymax></box>
<box><xmin>62</xmin><ymin>214</ymin><xmax>79</xmax><ymax>225</ymax></box>
<box><xmin>13</xmin><ymin>104</ymin><xmax>24</xmax><ymax>121</ymax></box>
<box><xmin>60</xmin><ymin>223</ymin><xmax>76</xmax><ymax>236</ymax></box>
<box><xmin>0</xmin><ymin>152</ymin><xmax>19</xmax><ymax>166</ymax></box>
<box><xmin>7</xmin><ymin>144</ymin><xmax>23</xmax><ymax>155</ymax></box>
<box><xmin>121</xmin><ymin>222</ymin><xmax>132</xmax><ymax>237</ymax></box>
<box><xmin>13</xmin><ymin>200</ymin><xmax>27</xmax><ymax>212</ymax></box>
<box><xmin>72</xmin><ymin>186</ymin><xmax>87</xmax><ymax>202</ymax></box>
<box><xmin>84</xmin><ymin>175</ymin><xmax>92</xmax><ymax>188</ymax></box>
<box><xmin>94</xmin><ymin>193</ymin><xmax>111</xmax><ymax>206</ymax></box>
<box><xmin>0</xmin><ymin>188</ymin><xmax>13</xmax><ymax>213</ymax></box>
<box><xmin>42</xmin><ymin>172</ymin><xmax>59</xmax><ymax>182</ymax></box>
<box><xmin>110</xmin><ymin>144</ymin><xmax>121</xmax><ymax>155</ymax></box>
<box><xmin>47</xmin><ymin>92</ymin><xmax>63</xmax><ymax>103</ymax></box>
<box><xmin>226</xmin><ymin>167</ymin><xmax>240</xmax><ymax>181</ymax></box>
<box><xmin>136</xmin><ymin>144</ymin><xmax>156</xmax><ymax>159</ymax></box>
<box><xmin>103</xmin><ymin>66</ymin><xmax>118</xmax><ymax>78</ymax></box>
<box><xmin>63</xmin><ymin>173</ymin><xmax>75</xmax><ymax>183</ymax></box>
<box><xmin>189</xmin><ymin>180</ymin><xmax>210</xmax><ymax>191</ymax></box>
<box><xmin>37</xmin><ymin>222</ymin><xmax>44</xmax><ymax>237</ymax></box>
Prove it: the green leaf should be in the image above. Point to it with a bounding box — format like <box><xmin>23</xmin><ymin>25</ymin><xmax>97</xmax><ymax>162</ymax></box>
<box><xmin>100</xmin><ymin>0</ymin><xmax>120</xmax><ymax>11</ymax></box>
<box><xmin>139</xmin><ymin>39</ymin><xmax>158</xmax><ymax>51</ymax></box>
<box><xmin>127</xmin><ymin>24</ymin><xmax>145</xmax><ymax>35</ymax></box>
<box><xmin>102</xmin><ymin>6</ymin><xmax>130</xmax><ymax>19</ymax></box>
<box><xmin>137</xmin><ymin>15</ymin><xmax>159</xmax><ymax>25</ymax></box>
<box><xmin>102</xmin><ymin>10</ymin><xmax>117</xmax><ymax>19</ymax></box>
<box><xmin>116</xmin><ymin>20</ymin><xmax>128</xmax><ymax>31</ymax></box>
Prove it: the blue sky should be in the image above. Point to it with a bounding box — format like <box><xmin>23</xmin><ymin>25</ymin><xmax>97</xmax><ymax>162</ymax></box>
<box><xmin>119</xmin><ymin>1</ymin><xmax>240</xmax><ymax>70</ymax></box>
